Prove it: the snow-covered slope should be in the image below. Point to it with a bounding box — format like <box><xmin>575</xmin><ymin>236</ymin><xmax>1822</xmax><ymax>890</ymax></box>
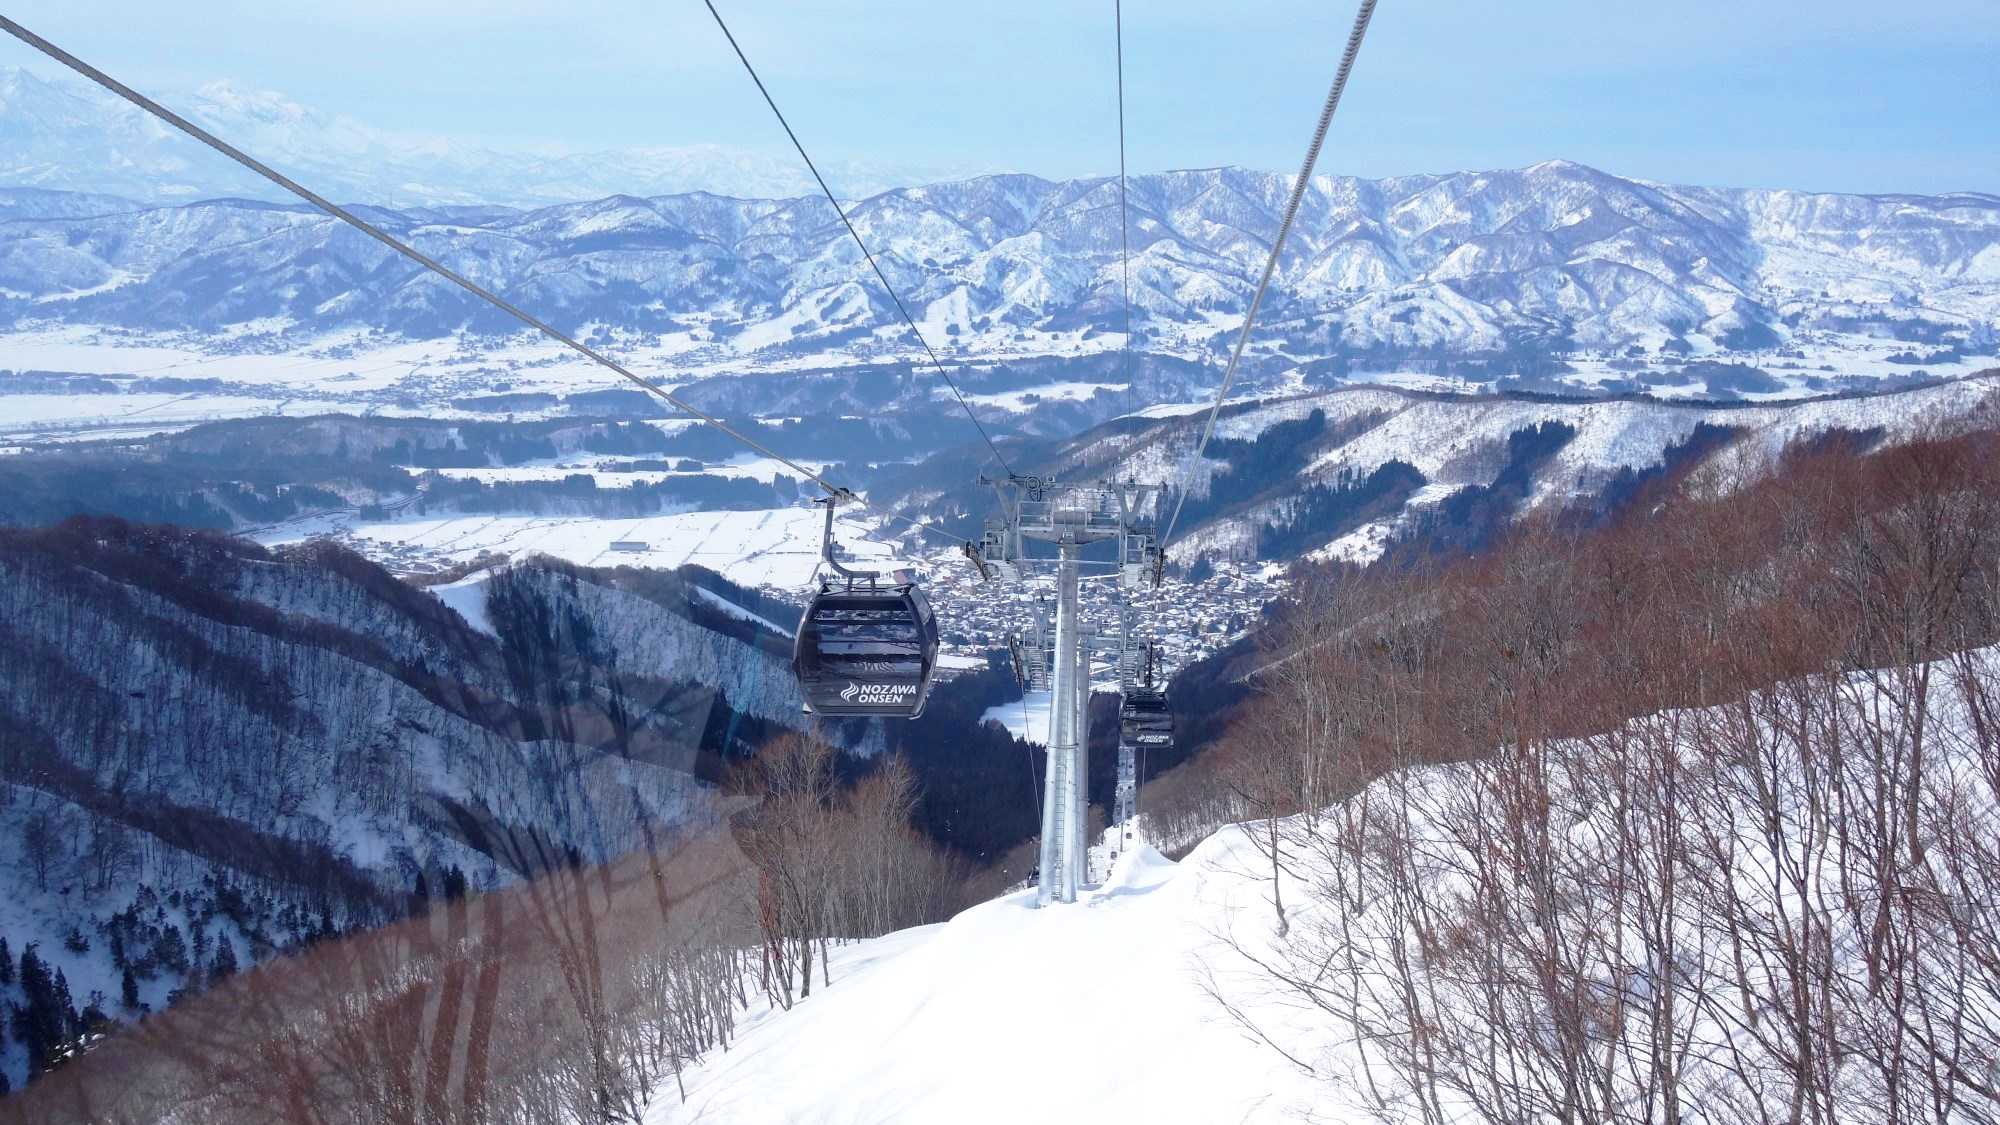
<box><xmin>0</xmin><ymin>522</ymin><xmax>822</xmax><ymax>1091</ymax></box>
<box><xmin>648</xmin><ymin>639</ymin><xmax>2000</xmax><ymax>1123</ymax></box>
<box><xmin>0</xmin><ymin>164</ymin><xmax>1992</xmax><ymax>373</ymax></box>
<box><xmin>647</xmin><ymin>839</ymin><xmax>1325</xmax><ymax>1125</ymax></box>
<box><xmin>888</xmin><ymin>373</ymin><xmax>2000</xmax><ymax>564</ymax></box>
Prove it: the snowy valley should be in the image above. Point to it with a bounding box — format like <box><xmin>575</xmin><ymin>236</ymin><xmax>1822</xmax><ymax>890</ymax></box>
<box><xmin>7</xmin><ymin>416</ymin><xmax>1998</xmax><ymax>1122</ymax></box>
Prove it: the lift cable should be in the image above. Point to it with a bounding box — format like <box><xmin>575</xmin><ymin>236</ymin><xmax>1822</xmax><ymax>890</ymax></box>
<box><xmin>1020</xmin><ymin>693</ymin><xmax>1042</xmax><ymax>821</ymax></box>
<box><xmin>1160</xmin><ymin>0</ymin><xmax>1378</xmax><ymax>548</ymax></box>
<box><xmin>1114</xmin><ymin>0</ymin><xmax>1135</xmax><ymax>388</ymax></box>
<box><xmin>0</xmin><ymin>15</ymin><xmax>968</xmax><ymax>550</ymax></box>
<box><xmin>701</xmin><ymin>0</ymin><xmax>1014</xmax><ymax>479</ymax></box>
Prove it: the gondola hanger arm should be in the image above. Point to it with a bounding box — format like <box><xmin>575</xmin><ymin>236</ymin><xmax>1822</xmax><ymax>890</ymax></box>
<box><xmin>814</xmin><ymin>494</ymin><xmax>881</xmax><ymax>586</ymax></box>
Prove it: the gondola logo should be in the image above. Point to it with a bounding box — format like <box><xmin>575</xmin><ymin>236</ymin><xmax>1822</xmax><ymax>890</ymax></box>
<box><xmin>840</xmin><ymin>682</ymin><xmax>915</xmax><ymax>705</ymax></box>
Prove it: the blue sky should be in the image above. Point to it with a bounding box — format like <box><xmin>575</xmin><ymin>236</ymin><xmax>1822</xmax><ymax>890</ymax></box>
<box><xmin>5</xmin><ymin>0</ymin><xmax>1997</xmax><ymax>194</ymax></box>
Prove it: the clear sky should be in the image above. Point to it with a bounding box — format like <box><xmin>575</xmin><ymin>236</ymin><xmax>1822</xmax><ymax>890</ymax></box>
<box><xmin>4</xmin><ymin>0</ymin><xmax>1997</xmax><ymax>195</ymax></box>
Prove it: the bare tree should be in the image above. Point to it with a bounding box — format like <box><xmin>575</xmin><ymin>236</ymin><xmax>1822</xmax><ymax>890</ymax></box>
<box><xmin>20</xmin><ymin>805</ymin><xmax>61</xmax><ymax>893</ymax></box>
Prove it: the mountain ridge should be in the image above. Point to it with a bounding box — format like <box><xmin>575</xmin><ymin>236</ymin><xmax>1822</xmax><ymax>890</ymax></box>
<box><xmin>1</xmin><ymin>164</ymin><xmax>1993</xmax><ymax>368</ymax></box>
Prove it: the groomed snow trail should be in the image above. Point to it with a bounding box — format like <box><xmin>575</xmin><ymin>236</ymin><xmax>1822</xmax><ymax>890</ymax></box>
<box><xmin>647</xmin><ymin>838</ymin><xmax>1331</xmax><ymax>1124</ymax></box>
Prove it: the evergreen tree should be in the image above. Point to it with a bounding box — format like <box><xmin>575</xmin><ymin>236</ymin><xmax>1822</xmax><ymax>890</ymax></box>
<box><xmin>53</xmin><ymin>968</ymin><xmax>76</xmax><ymax>1037</ymax></box>
<box><xmin>0</xmin><ymin>935</ymin><xmax>11</xmax><ymax>985</ymax></box>
<box><xmin>13</xmin><ymin>944</ymin><xmax>69</xmax><ymax>1078</ymax></box>
<box><xmin>209</xmin><ymin>937</ymin><xmax>238</xmax><ymax>983</ymax></box>
<box><xmin>120</xmin><ymin>966</ymin><xmax>142</xmax><ymax>1012</ymax></box>
<box><xmin>80</xmin><ymin>1000</ymin><xmax>113</xmax><ymax>1040</ymax></box>
<box><xmin>157</xmin><ymin>923</ymin><xmax>188</xmax><ymax>973</ymax></box>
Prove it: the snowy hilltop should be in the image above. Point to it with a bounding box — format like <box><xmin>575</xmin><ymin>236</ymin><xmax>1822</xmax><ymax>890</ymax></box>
<box><xmin>1</xmin><ymin>163</ymin><xmax>1993</xmax><ymax>367</ymax></box>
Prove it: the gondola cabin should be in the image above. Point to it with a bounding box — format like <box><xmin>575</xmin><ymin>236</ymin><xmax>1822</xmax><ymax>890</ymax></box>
<box><xmin>792</xmin><ymin>583</ymin><xmax>940</xmax><ymax>719</ymax></box>
<box><xmin>1119</xmin><ymin>685</ymin><xmax>1173</xmax><ymax>748</ymax></box>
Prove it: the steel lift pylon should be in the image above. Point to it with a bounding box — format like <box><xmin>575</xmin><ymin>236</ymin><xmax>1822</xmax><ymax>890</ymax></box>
<box><xmin>977</xmin><ymin>476</ymin><xmax>1161</xmax><ymax>906</ymax></box>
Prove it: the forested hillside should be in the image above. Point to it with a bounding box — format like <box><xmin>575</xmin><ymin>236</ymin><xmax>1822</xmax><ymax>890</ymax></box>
<box><xmin>0</xmin><ymin>521</ymin><xmax>894</xmax><ymax>1091</ymax></box>
<box><xmin>872</xmin><ymin>372</ymin><xmax>2000</xmax><ymax>559</ymax></box>
<box><xmin>1141</xmin><ymin>422</ymin><xmax>2000</xmax><ymax>1121</ymax></box>
<box><xmin>8</xmin><ymin>412</ymin><xmax>2000</xmax><ymax>1122</ymax></box>
<box><xmin>1</xmin><ymin>733</ymin><xmax>970</xmax><ymax>1122</ymax></box>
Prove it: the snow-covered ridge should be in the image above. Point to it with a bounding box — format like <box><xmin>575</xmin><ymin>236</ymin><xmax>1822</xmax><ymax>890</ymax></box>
<box><xmin>0</xmin><ymin>525</ymin><xmax>816</xmax><ymax>1091</ymax></box>
<box><xmin>0</xmin><ymin>161</ymin><xmax>1992</xmax><ymax>368</ymax></box>
<box><xmin>1019</xmin><ymin>373</ymin><xmax>2000</xmax><ymax>562</ymax></box>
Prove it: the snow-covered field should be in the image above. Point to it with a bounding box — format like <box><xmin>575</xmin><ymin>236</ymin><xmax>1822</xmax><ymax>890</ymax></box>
<box><xmin>0</xmin><ymin>391</ymin><xmax>371</xmax><ymax>439</ymax></box>
<box><xmin>427</xmin><ymin>452</ymin><xmax>821</xmax><ymax>487</ymax></box>
<box><xmin>963</xmin><ymin>380</ymin><xmax>1128</xmax><ymax>410</ymax></box>
<box><xmin>0</xmin><ymin>325</ymin><xmax>1139</xmax><ymax>439</ymax></box>
<box><xmin>257</xmin><ymin>505</ymin><xmax>907</xmax><ymax>589</ymax></box>
<box><xmin>646</xmin><ymin>836</ymin><xmax>1330</xmax><ymax>1125</ymax></box>
<box><xmin>0</xmin><ymin>326</ymin><xmax>626</xmax><ymax>394</ymax></box>
<box><xmin>5</xmin><ymin>317</ymin><xmax>1991</xmax><ymax>442</ymax></box>
<box><xmin>979</xmin><ymin>689</ymin><xmax>1053</xmax><ymax>745</ymax></box>
<box><xmin>428</xmin><ymin>570</ymin><xmax>501</xmax><ymax>637</ymax></box>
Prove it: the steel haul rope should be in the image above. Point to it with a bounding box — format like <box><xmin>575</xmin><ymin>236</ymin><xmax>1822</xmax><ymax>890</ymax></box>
<box><xmin>1161</xmin><ymin>0</ymin><xmax>1379</xmax><ymax>548</ymax></box>
<box><xmin>701</xmin><ymin>0</ymin><xmax>1015</xmax><ymax>479</ymax></box>
<box><xmin>0</xmin><ymin>14</ymin><xmax>966</xmax><ymax>550</ymax></box>
<box><xmin>1115</xmin><ymin>0</ymin><xmax>1135</xmax><ymax>390</ymax></box>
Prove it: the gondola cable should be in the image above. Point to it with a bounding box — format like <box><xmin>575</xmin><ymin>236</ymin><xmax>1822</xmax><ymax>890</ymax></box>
<box><xmin>1115</xmin><ymin>0</ymin><xmax>1135</xmax><ymax>389</ymax></box>
<box><xmin>701</xmin><ymin>0</ymin><xmax>1015</xmax><ymax>479</ymax></box>
<box><xmin>6</xmin><ymin>2</ymin><xmax>1382</xmax><ymax>735</ymax></box>
<box><xmin>1020</xmin><ymin>692</ymin><xmax>1041</xmax><ymax>821</ymax></box>
<box><xmin>1159</xmin><ymin>0</ymin><xmax>1378</xmax><ymax>549</ymax></box>
<box><xmin>0</xmin><ymin>15</ymin><xmax>972</xmax><ymax>554</ymax></box>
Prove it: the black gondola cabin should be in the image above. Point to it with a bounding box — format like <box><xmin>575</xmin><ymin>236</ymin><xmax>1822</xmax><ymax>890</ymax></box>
<box><xmin>1119</xmin><ymin>685</ymin><xmax>1173</xmax><ymax>748</ymax></box>
<box><xmin>792</xmin><ymin>583</ymin><xmax>940</xmax><ymax>719</ymax></box>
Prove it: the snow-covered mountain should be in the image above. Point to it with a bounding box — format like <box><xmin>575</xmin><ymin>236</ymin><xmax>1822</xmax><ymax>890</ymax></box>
<box><xmin>0</xmin><ymin>520</ymin><xmax>829</xmax><ymax>1090</ymax></box>
<box><xmin>0</xmin><ymin>65</ymin><xmax>984</xmax><ymax>206</ymax></box>
<box><xmin>871</xmin><ymin>373</ymin><xmax>2000</xmax><ymax>564</ymax></box>
<box><xmin>0</xmin><ymin>165</ymin><xmax>1993</xmax><ymax>368</ymax></box>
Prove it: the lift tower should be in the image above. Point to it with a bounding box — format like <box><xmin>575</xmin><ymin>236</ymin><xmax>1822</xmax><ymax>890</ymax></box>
<box><xmin>978</xmin><ymin>476</ymin><xmax>1161</xmax><ymax>906</ymax></box>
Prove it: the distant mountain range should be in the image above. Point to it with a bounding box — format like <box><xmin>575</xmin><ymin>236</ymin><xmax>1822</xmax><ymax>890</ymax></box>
<box><xmin>2</xmin><ymin>60</ymin><xmax>1996</xmax><ymax>364</ymax></box>
<box><xmin>0</xmin><ymin>164</ymin><xmax>1994</xmax><ymax>362</ymax></box>
<box><xmin>0</xmin><ymin>64</ymin><xmax>986</xmax><ymax>205</ymax></box>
